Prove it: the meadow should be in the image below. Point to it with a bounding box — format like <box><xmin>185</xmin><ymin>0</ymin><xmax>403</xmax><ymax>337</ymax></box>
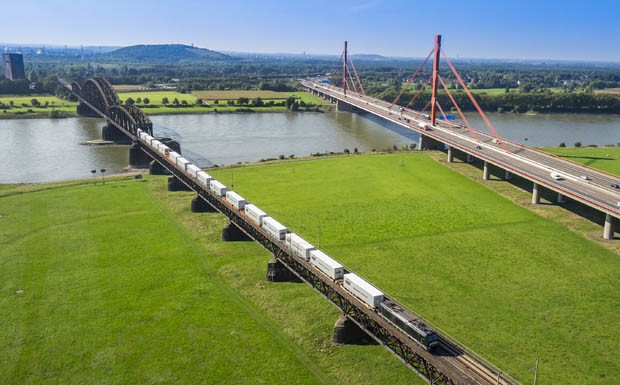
<box><xmin>211</xmin><ymin>152</ymin><xmax>620</xmax><ymax>385</ymax></box>
<box><xmin>541</xmin><ymin>146</ymin><xmax>620</xmax><ymax>175</ymax></box>
<box><xmin>0</xmin><ymin>95</ymin><xmax>76</xmax><ymax>118</ymax></box>
<box><xmin>0</xmin><ymin>176</ymin><xmax>422</xmax><ymax>384</ymax></box>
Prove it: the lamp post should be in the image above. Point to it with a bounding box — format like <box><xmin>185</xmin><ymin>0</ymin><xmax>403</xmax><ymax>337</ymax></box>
<box><xmin>91</xmin><ymin>169</ymin><xmax>96</xmax><ymax>185</ymax></box>
<box><xmin>100</xmin><ymin>169</ymin><xmax>106</xmax><ymax>185</ymax></box>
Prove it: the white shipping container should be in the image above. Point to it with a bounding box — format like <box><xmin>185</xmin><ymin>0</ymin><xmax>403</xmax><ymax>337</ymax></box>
<box><xmin>168</xmin><ymin>151</ymin><xmax>181</xmax><ymax>163</ymax></box>
<box><xmin>186</xmin><ymin>164</ymin><xmax>201</xmax><ymax>178</ymax></box>
<box><xmin>285</xmin><ymin>233</ymin><xmax>315</xmax><ymax>260</ymax></box>
<box><xmin>262</xmin><ymin>216</ymin><xmax>288</xmax><ymax>240</ymax></box>
<box><xmin>157</xmin><ymin>143</ymin><xmax>169</xmax><ymax>155</ymax></box>
<box><xmin>309</xmin><ymin>250</ymin><xmax>344</xmax><ymax>280</ymax></box>
<box><xmin>225</xmin><ymin>191</ymin><xmax>246</xmax><ymax>210</ymax></box>
<box><xmin>151</xmin><ymin>139</ymin><xmax>162</xmax><ymax>150</ymax></box>
<box><xmin>142</xmin><ymin>133</ymin><xmax>152</xmax><ymax>143</ymax></box>
<box><xmin>176</xmin><ymin>157</ymin><xmax>190</xmax><ymax>170</ymax></box>
<box><xmin>343</xmin><ymin>273</ymin><xmax>384</xmax><ymax>308</ymax></box>
<box><xmin>209</xmin><ymin>180</ymin><xmax>228</xmax><ymax>196</ymax></box>
<box><xmin>196</xmin><ymin>171</ymin><xmax>212</xmax><ymax>187</ymax></box>
<box><xmin>244</xmin><ymin>204</ymin><xmax>266</xmax><ymax>226</ymax></box>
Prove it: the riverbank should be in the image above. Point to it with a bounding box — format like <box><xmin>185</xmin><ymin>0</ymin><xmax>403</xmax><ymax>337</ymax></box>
<box><xmin>0</xmin><ymin>90</ymin><xmax>332</xmax><ymax>120</ymax></box>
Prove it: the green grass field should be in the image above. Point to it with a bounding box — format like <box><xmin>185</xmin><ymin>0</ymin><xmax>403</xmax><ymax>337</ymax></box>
<box><xmin>211</xmin><ymin>153</ymin><xmax>620</xmax><ymax>385</ymax></box>
<box><xmin>0</xmin><ymin>177</ymin><xmax>422</xmax><ymax>384</ymax></box>
<box><xmin>0</xmin><ymin>95</ymin><xmax>77</xmax><ymax>118</ymax></box>
<box><xmin>540</xmin><ymin>146</ymin><xmax>620</xmax><ymax>175</ymax></box>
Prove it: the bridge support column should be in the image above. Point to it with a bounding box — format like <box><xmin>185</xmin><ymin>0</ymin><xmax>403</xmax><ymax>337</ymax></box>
<box><xmin>532</xmin><ymin>183</ymin><xmax>540</xmax><ymax>204</ymax></box>
<box><xmin>102</xmin><ymin>124</ymin><xmax>132</xmax><ymax>144</ymax></box>
<box><xmin>447</xmin><ymin>147</ymin><xmax>454</xmax><ymax>163</ymax></box>
<box><xmin>603</xmin><ymin>214</ymin><xmax>616</xmax><ymax>240</ymax></box>
<box><xmin>336</xmin><ymin>99</ymin><xmax>353</xmax><ymax>112</ymax></box>
<box><xmin>418</xmin><ymin>134</ymin><xmax>444</xmax><ymax>151</ymax></box>
<box><xmin>149</xmin><ymin>160</ymin><xmax>170</xmax><ymax>175</ymax></box>
<box><xmin>222</xmin><ymin>221</ymin><xmax>251</xmax><ymax>242</ymax></box>
<box><xmin>483</xmin><ymin>162</ymin><xmax>490</xmax><ymax>180</ymax></box>
<box><xmin>167</xmin><ymin>176</ymin><xmax>191</xmax><ymax>192</ymax></box>
<box><xmin>505</xmin><ymin>170</ymin><xmax>513</xmax><ymax>180</ymax></box>
<box><xmin>191</xmin><ymin>195</ymin><xmax>217</xmax><ymax>213</ymax></box>
<box><xmin>332</xmin><ymin>315</ymin><xmax>370</xmax><ymax>344</ymax></box>
<box><xmin>128</xmin><ymin>142</ymin><xmax>151</xmax><ymax>168</ymax></box>
<box><xmin>557</xmin><ymin>192</ymin><xmax>566</xmax><ymax>204</ymax></box>
<box><xmin>266</xmin><ymin>258</ymin><xmax>293</xmax><ymax>282</ymax></box>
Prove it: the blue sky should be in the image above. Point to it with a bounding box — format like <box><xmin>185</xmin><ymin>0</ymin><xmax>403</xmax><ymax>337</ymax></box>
<box><xmin>3</xmin><ymin>0</ymin><xmax>620</xmax><ymax>61</ymax></box>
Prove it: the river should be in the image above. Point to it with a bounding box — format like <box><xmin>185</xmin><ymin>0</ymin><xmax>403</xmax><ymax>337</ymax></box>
<box><xmin>0</xmin><ymin>111</ymin><xmax>618</xmax><ymax>183</ymax></box>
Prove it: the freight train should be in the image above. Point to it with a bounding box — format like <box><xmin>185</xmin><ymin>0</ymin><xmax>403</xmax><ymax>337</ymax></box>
<box><xmin>137</xmin><ymin>129</ymin><xmax>440</xmax><ymax>352</ymax></box>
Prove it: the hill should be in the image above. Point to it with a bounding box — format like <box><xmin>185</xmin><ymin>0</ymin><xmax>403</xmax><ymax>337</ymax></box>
<box><xmin>105</xmin><ymin>44</ymin><xmax>232</xmax><ymax>63</ymax></box>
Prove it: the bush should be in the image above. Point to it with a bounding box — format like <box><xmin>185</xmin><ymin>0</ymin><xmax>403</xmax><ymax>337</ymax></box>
<box><xmin>279</xmin><ymin>155</ymin><xmax>285</xmax><ymax>160</ymax></box>
<box><xmin>559</xmin><ymin>142</ymin><xmax>566</xmax><ymax>147</ymax></box>
<box><xmin>574</xmin><ymin>142</ymin><xmax>582</xmax><ymax>148</ymax></box>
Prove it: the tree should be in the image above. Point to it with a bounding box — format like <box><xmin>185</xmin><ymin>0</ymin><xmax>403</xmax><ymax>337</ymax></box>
<box><xmin>574</xmin><ymin>141</ymin><xmax>582</xmax><ymax>148</ymax></box>
<box><xmin>251</xmin><ymin>97</ymin><xmax>264</xmax><ymax>107</ymax></box>
<box><xmin>173</xmin><ymin>98</ymin><xmax>180</xmax><ymax>106</ymax></box>
<box><xmin>162</xmin><ymin>97</ymin><xmax>169</xmax><ymax>105</ymax></box>
<box><xmin>237</xmin><ymin>97</ymin><xmax>249</xmax><ymax>105</ymax></box>
<box><xmin>135</xmin><ymin>97</ymin><xmax>142</xmax><ymax>104</ymax></box>
<box><xmin>196</xmin><ymin>98</ymin><xmax>204</xmax><ymax>105</ymax></box>
<box><xmin>143</xmin><ymin>97</ymin><xmax>150</xmax><ymax>105</ymax></box>
<box><xmin>559</xmin><ymin>142</ymin><xmax>566</xmax><ymax>147</ymax></box>
<box><xmin>30</xmin><ymin>98</ymin><xmax>40</xmax><ymax>107</ymax></box>
<box><xmin>125</xmin><ymin>97</ymin><xmax>135</xmax><ymax>106</ymax></box>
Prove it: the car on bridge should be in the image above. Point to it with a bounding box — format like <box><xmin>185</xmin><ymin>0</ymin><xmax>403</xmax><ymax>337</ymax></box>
<box><xmin>550</xmin><ymin>172</ymin><xmax>563</xmax><ymax>180</ymax></box>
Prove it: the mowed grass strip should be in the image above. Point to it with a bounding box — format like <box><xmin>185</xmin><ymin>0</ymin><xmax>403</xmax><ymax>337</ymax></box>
<box><xmin>211</xmin><ymin>152</ymin><xmax>620</xmax><ymax>385</ymax></box>
<box><xmin>540</xmin><ymin>146</ymin><xmax>620</xmax><ymax>176</ymax></box>
<box><xmin>0</xmin><ymin>177</ymin><xmax>423</xmax><ymax>384</ymax></box>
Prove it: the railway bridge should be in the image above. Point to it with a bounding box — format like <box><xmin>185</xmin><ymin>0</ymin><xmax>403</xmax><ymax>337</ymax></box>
<box><xmin>304</xmin><ymin>36</ymin><xmax>620</xmax><ymax>240</ymax></box>
<box><xmin>59</xmin><ymin>75</ymin><xmax>521</xmax><ymax>385</ymax></box>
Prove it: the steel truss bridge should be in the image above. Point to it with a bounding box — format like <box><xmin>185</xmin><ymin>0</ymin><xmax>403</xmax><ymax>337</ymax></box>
<box><xmin>304</xmin><ymin>36</ymin><xmax>620</xmax><ymax>240</ymax></box>
<box><xmin>59</xmin><ymin>73</ymin><xmax>522</xmax><ymax>384</ymax></box>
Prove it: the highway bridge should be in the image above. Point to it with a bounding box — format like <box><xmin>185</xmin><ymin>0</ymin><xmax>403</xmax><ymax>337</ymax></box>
<box><xmin>60</xmin><ymin>77</ymin><xmax>521</xmax><ymax>385</ymax></box>
<box><xmin>303</xmin><ymin>37</ymin><xmax>620</xmax><ymax>240</ymax></box>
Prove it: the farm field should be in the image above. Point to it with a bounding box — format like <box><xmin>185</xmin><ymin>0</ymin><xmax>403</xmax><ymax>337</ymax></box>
<box><xmin>594</xmin><ymin>87</ymin><xmax>620</xmax><ymax>95</ymax></box>
<box><xmin>0</xmin><ymin>95</ymin><xmax>76</xmax><ymax>118</ymax></box>
<box><xmin>540</xmin><ymin>146</ymin><xmax>620</xmax><ymax>175</ymax></box>
<box><xmin>211</xmin><ymin>152</ymin><xmax>620</xmax><ymax>385</ymax></box>
<box><xmin>0</xmin><ymin>177</ymin><xmax>422</xmax><ymax>384</ymax></box>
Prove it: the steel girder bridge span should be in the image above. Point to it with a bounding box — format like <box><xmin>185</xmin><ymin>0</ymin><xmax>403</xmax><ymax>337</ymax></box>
<box><xmin>59</xmin><ymin>77</ymin><xmax>519</xmax><ymax>385</ymax></box>
<box><xmin>304</xmin><ymin>35</ymin><xmax>620</xmax><ymax>240</ymax></box>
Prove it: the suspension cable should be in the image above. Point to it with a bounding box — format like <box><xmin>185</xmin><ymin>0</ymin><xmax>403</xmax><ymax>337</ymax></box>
<box><xmin>438</xmin><ymin>75</ymin><xmax>480</xmax><ymax>141</ymax></box>
<box><xmin>390</xmin><ymin>49</ymin><xmax>434</xmax><ymax>108</ymax></box>
<box><xmin>441</xmin><ymin>49</ymin><xmax>508</xmax><ymax>152</ymax></box>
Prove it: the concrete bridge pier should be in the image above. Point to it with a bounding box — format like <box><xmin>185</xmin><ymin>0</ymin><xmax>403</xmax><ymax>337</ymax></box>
<box><xmin>603</xmin><ymin>214</ymin><xmax>616</xmax><ymax>240</ymax></box>
<box><xmin>129</xmin><ymin>142</ymin><xmax>151</xmax><ymax>168</ymax></box>
<box><xmin>557</xmin><ymin>193</ymin><xmax>566</xmax><ymax>204</ymax></box>
<box><xmin>483</xmin><ymin>161</ymin><xmax>490</xmax><ymax>180</ymax></box>
<box><xmin>418</xmin><ymin>134</ymin><xmax>444</xmax><ymax>151</ymax></box>
<box><xmin>266</xmin><ymin>258</ymin><xmax>293</xmax><ymax>282</ymax></box>
<box><xmin>102</xmin><ymin>124</ymin><xmax>132</xmax><ymax>144</ymax></box>
<box><xmin>336</xmin><ymin>99</ymin><xmax>353</xmax><ymax>112</ymax></box>
<box><xmin>222</xmin><ymin>221</ymin><xmax>251</xmax><ymax>241</ymax></box>
<box><xmin>447</xmin><ymin>147</ymin><xmax>454</xmax><ymax>163</ymax></box>
<box><xmin>149</xmin><ymin>160</ymin><xmax>170</xmax><ymax>175</ymax></box>
<box><xmin>532</xmin><ymin>183</ymin><xmax>540</xmax><ymax>204</ymax></box>
<box><xmin>332</xmin><ymin>315</ymin><xmax>370</xmax><ymax>344</ymax></box>
<box><xmin>191</xmin><ymin>195</ymin><xmax>217</xmax><ymax>213</ymax></box>
<box><xmin>167</xmin><ymin>176</ymin><xmax>191</xmax><ymax>192</ymax></box>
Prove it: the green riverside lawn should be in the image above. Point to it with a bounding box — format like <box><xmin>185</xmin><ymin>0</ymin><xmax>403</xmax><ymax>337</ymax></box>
<box><xmin>541</xmin><ymin>146</ymin><xmax>620</xmax><ymax>175</ymax></box>
<box><xmin>211</xmin><ymin>152</ymin><xmax>620</xmax><ymax>385</ymax></box>
<box><xmin>0</xmin><ymin>178</ymin><xmax>422</xmax><ymax>385</ymax></box>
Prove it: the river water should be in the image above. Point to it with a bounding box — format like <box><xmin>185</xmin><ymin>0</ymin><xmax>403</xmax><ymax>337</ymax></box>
<box><xmin>0</xmin><ymin>111</ymin><xmax>619</xmax><ymax>183</ymax></box>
